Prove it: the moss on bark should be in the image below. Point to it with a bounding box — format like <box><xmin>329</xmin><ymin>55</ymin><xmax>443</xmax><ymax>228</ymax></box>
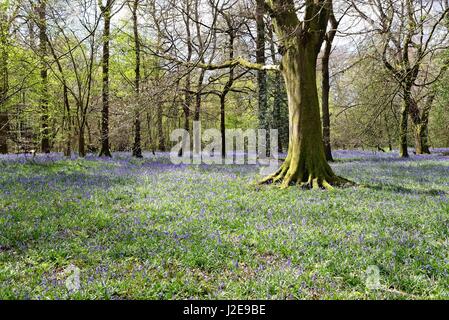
<box><xmin>260</xmin><ymin>0</ymin><xmax>352</xmax><ymax>189</ymax></box>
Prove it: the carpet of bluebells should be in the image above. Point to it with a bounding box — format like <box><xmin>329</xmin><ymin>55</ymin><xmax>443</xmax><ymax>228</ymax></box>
<box><xmin>1</xmin><ymin>149</ymin><xmax>449</xmax><ymax>299</ymax></box>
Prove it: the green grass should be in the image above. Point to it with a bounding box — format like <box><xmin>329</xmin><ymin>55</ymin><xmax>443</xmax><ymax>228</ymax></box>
<box><xmin>1</xmin><ymin>152</ymin><xmax>449</xmax><ymax>299</ymax></box>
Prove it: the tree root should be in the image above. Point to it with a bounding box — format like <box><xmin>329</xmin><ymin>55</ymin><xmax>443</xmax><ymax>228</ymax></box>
<box><xmin>259</xmin><ymin>169</ymin><xmax>355</xmax><ymax>190</ymax></box>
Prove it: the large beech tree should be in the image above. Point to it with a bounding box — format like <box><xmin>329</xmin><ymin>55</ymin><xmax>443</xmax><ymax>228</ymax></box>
<box><xmin>260</xmin><ymin>0</ymin><xmax>350</xmax><ymax>189</ymax></box>
<box><xmin>162</xmin><ymin>0</ymin><xmax>350</xmax><ymax>189</ymax></box>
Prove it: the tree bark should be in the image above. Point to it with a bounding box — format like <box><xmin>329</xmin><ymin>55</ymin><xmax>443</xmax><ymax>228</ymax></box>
<box><xmin>218</xmin><ymin>15</ymin><xmax>236</xmax><ymax>158</ymax></box>
<box><xmin>78</xmin><ymin>125</ymin><xmax>86</xmax><ymax>157</ymax></box>
<box><xmin>256</xmin><ymin>0</ymin><xmax>268</xmax><ymax>134</ymax></box>
<box><xmin>321</xmin><ymin>6</ymin><xmax>337</xmax><ymax>162</ymax></box>
<box><xmin>99</xmin><ymin>0</ymin><xmax>112</xmax><ymax>157</ymax></box>
<box><xmin>38</xmin><ymin>0</ymin><xmax>50</xmax><ymax>153</ymax></box>
<box><xmin>399</xmin><ymin>83</ymin><xmax>413</xmax><ymax>158</ymax></box>
<box><xmin>220</xmin><ymin>94</ymin><xmax>226</xmax><ymax>157</ymax></box>
<box><xmin>132</xmin><ymin>0</ymin><xmax>142</xmax><ymax>158</ymax></box>
<box><xmin>268</xmin><ymin>25</ymin><xmax>284</xmax><ymax>153</ymax></box>
<box><xmin>0</xmin><ymin>112</ymin><xmax>7</xmax><ymax>154</ymax></box>
<box><xmin>261</xmin><ymin>0</ymin><xmax>350</xmax><ymax>189</ymax></box>
<box><xmin>157</xmin><ymin>104</ymin><xmax>165</xmax><ymax>151</ymax></box>
<box><xmin>194</xmin><ymin>70</ymin><xmax>205</xmax><ymax>121</ymax></box>
<box><xmin>0</xmin><ymin>7</ymin><xmax>8</xmax><ymax>154</ymax></box>
<box><xmin>412</xmin><ymin>94</ymin><xmax>433</xmax><ymax>155</ymax></box>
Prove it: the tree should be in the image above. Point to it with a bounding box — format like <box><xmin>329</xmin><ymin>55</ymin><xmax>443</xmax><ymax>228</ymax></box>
<box><xmin>256</xmin><ymin>0</ymin><xmax>268</xmax><ymax>134</ymax></box>
<box><xmin>98</xmin><ymin>0</ymin><xmax>113</xmax><ymax>157</ymax></box>
<box><xmin>37</xmin><ymin>0</ymin><xmax>50</xmax><ymax>153</ymax></box>
<box><xmin>260</xmin><ymin>0</ymin><xmax>350</xmax><ymax>189</ymax></box>
<box><xmin>0</xmin><ymin>0</ymin><xmax>15</xmax><ymax>154</ymax></box>
<box><xmin>267</xmin><ymin>22</ymin><xmax>287</xmax><ymax>153</ymax></box>
<box><xmin>320</xmin><ymin>2</ymin><xmax>340</xmax><ymax>162</ymax></box>
<box><xmin>352</xmin><ymin>0</ymin><xmax>449</xmax><ymax>157</ymax></box>
<box><xmin>131</xmin><ymin>0</ymin><xmax>142</xmax><ymax>158</ymax></box>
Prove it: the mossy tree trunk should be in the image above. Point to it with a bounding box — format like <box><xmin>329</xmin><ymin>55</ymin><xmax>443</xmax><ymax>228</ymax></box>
<box><xmin>262</xmin><ymin>0</ymin><xmax>350</xmax><ymax>189</ymax></box>
<box><xmin>411</xmin><ymin>94</ymin><xmax>433</xmax><ymax>155</ymax></box>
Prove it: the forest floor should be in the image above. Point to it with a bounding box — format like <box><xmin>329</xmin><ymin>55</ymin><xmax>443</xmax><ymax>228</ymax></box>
<box><xmin>1</xmin><ymin>149</ymin><xmax>449</xmax><ymax>299</ymax></box>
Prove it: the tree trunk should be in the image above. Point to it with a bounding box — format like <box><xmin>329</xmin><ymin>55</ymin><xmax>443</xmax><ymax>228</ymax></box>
<box><xmin>399</xmin><ymin>85</ymin><xmax>412</xmax><ymax>158</ymax></box>
<box><xmin>157</xmin><ymin>104</ymin><xmax>165</xmax><ymax>151</ymax></box>
<box><xmin>321</xmin><ymin>40</ymin><xmax>333</xmax><ymax>162</ymax></box>
<box><xmin>220</xmin><ymin>94</ymin><xmax>226</xmax><ymax>157</ymax></box>
<box><xmin>180</xmin><ymin>0</ymin><xmax>192</xmax><ymax>157</ymax></box>
<box><xmin>321</xmin><ymin>10</ymin><xmax>338</xmax><ymax>162</ymax></box>
<box><xmin>38</xmin><ymin>0</ymin><xmax>50</xmax><ymax>154</ymax></box>
<box><xmin>256</xmin><ymin>0</ymin><xmax>268</xmax><ymax>133</ymax></box>
<box><xmin>132</xmin><ymin>0</ymin><xmax>142</xmax><ymax>158</ymax></box>
<box><xmin>384</xmin><ymin>112</ymin><xmax>393</xmax><ymax>151</ymax></box>
<box><xmin>194</xmin><ymin>70</ymin><xmax>205</xmax><ymax>121</ymax></box>
<box><xmin>0</xmin><ymin>112</ymin><xmax>7</xmax><ymax>154</ymax></box>
<box><xmin>412</xmin><ymin>94</ymin><xmax>433</xmax><ymax>155</ymax></box>
<box><xmin>78</xmin><ymin>125</ymin><xmax>85</xmax><ymax>157</ymax></box>
<box><xmin>47</xmin><ymin>35</ymin><xmax>72</xmax><ymax>157</ymax></box>
<box><xmin>261</xmin><ymin>0</ymin><xmax>350</xmax><ymax>189</ymax></box>
<box><xmin>99</xmin><ymin>1</ymin><xmax>112</xmax><ymax>157</ymax></box>
<box><xmin>414</xmin><ymin>124</ymin><xmax>430</xmax><ymax>155</ymax></box>
<box><xmin>268</xmin><ymin>25</ymin><xmax>284</xmax><ymax>153</ymax></box>
<box><xmin>63</xmin><ymin>86</ymin><xmax>72</xmax><ymax>157</ymax></box>
<box><xmin>193</xmin><ymin>0</ymin><xmax>205</xmax><ymax>122</ymax></box>
<box><xmin>0</xmin><ymin>9</ymin><xmax>8</xmax><ymax>154</ymax></box>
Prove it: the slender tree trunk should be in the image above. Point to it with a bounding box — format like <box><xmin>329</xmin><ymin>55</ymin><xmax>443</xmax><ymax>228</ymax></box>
<box><xmin>62</xmin><ymin>85</ymin><xmax>71</xmax><ymax>157</ymax></box>
<box><xmin>220</xmin><ymin>94</ymin><xmax>226</xmax><ymax>157</ymax></box>
<box><xmin>0</xmin><ymin>9</ymin><xmax>8</xmax><ymax>154</ymax></box>
<box><xmin>132</xmin><ymin>0</ymin><xmax>142</xmax><ymax>158</ymax></box>
<box><xmin>193</xmin><ymin>0</ymin><xmax>206</xmax><ymax>122</ymax></box>
<box><xmin>256</xmin><ymin>0</ymin><xmax>268</xmax><ymax>134</ymax></box>
<box><xmin>157</xmin><ymin>104</ymin><xmax>165</xmax><ymax>151</ymax></box>
<box><xmin>38</xmin><ymin>0</ymin><xmax>50</xmax><ymax>153</ymax></box>
<box><xmin>268</xmin><ymin>25</ymin><xmax>283</xmax><ymax>153</ymax></box>
<box><xmin>321</xmin><ymin>8</ymin><xmax>338</xmax><ymax>162</ymax></box>
<box><xmin>99</xmin><ymin>1</ymin><xmax>112</xmax><ymax>157</ymax></box>
<box><xmin>217</xmin><ymin>18</ymin><xmax>236</xmax><ymax>158</ymax></box>
<box><xmin>261</xmin><ymin>0</ymin><xmax>350</xmax><ymax>189</ymax></box>
<box><xmin>180</xmin><ymin>0</ymin><xmax>192</xmax><ymax>157</ymax></box>
<box><xmin>78</xmin><ymin>125</ymin><xmax>85</xmax><ymax>157</ymax></box>
<box><xmin>46</xmin><ymin>34</ymin><xmax>72</xmax><ymax>157</ymax></box>
<box><xmin>384</xmin><ymin>112</ymin><xmax>393</xmax><ymax>151</ymax></box>
<box><xmin>0</xmin><ymin>112</ymin><xmax>7</xmax><ymax>154</ymax></box>
<box><xmin>399</xmin><ymin>85</ymin><xmax>412</xmax><ymax>158</ymax></box>
<box><xmin>194</xmin><ymin>70</ymin><xmax>205</xmax><ymax>121</ymax></box>
<box><xmin>321</xmin><ymin>41</ymin><xmax>333</xmax><ymax>162</ymax></box>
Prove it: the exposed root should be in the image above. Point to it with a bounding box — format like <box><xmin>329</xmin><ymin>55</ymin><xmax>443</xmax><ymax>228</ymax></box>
<box><xmin>259</xmin><ymin>169</ymin><xmax>355</xmax><ymax>191</ymax></box>
<box><xmin>258</xmin><ymin>165</ymin><xmax>289</xmax><ymax>185</ymax></box>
